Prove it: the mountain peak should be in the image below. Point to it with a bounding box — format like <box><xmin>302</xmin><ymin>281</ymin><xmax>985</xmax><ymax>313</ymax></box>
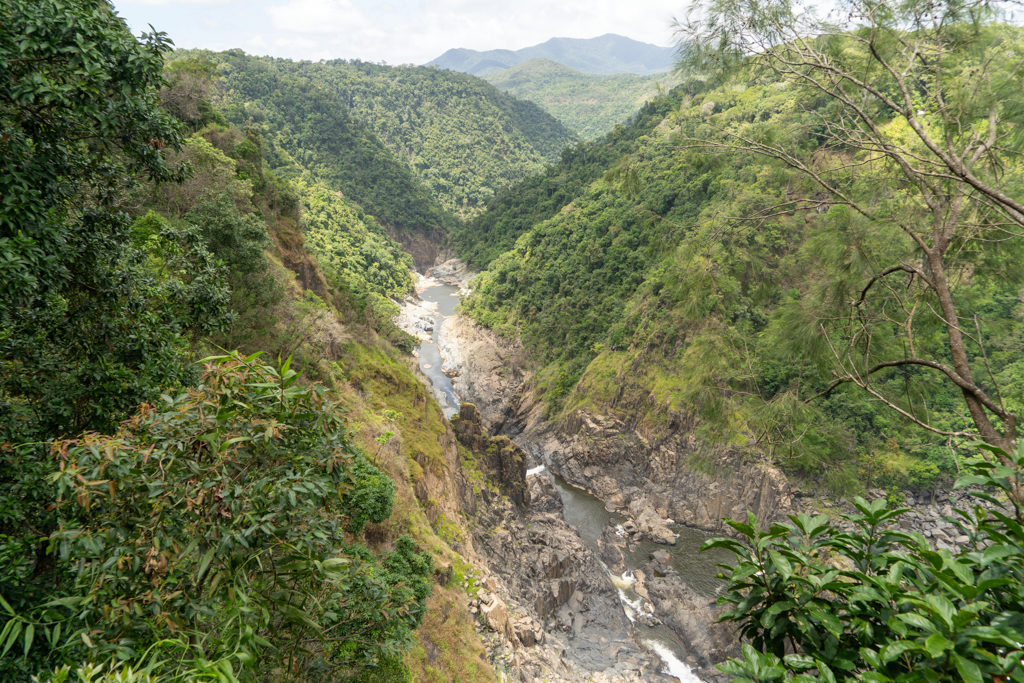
<box><xmin>426</xmin><ymin>34</ymin><xmax>675</xmax><ymax>76</ymax></box>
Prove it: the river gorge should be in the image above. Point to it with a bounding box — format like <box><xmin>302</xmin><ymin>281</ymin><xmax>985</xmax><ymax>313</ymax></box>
<box><xmin>398</xmin><ymin>260</ymin><xmax>738</xmax><ymax>682</ymax></box>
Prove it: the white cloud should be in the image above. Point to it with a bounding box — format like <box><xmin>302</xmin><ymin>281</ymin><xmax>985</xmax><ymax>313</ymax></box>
<box><xmin>117</xmin><ymin>0</ymin><xmax>687</xmax><ymax>64</ymax></box>
<box><xmin>130</xmin><ymin>0</ymin><xmax>238</xmax><ymax>5</ymax></box>
<box><xmin>267</xmin><ymin>0</ymin><xmax>370</xmax><ymax>35</ymax></box>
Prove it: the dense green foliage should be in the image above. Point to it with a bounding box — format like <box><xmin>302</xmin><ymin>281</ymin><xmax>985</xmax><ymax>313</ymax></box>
<box><xmin>0</xmin><ymin>0</ymin><xmax>220</xmax><ymax>444</ymax></box>
<box><xmin>297</xmin><ymin>177</ymin><xmax>417</xmax><ymax>350</ymax></box>
<box><xmin>298</xmin><ymin>178</ymin><xmax>414</xmax><ymax>299</ymax></box>
<box><xmin>1</xmin><ymin>4</ymin><xmax>439</xmax><ymax>680</ymax></box>
<box><xmin>460</xmin><ymin>25</ymin><xmax>1024</xmax><ymax>491</ymax></box>
<box><xmin>202</xmin><ymin>50</ymin><xmax>453</xmax><ymax>241</ymax></box>
<box><xmin>678</xmin><ymin>0</ymin><xmax>1024</xmax><ymax>457</ymax></box>
<box><xmin>454</xmin><ymin>91</ymin><xmax>688</xmax><ymax>268</ymax></box>
<box><xmin>1</xmin><ymin>354</ymin><xmax>429</xmax><ymax>680</ymax></box>
<box><xmin>707</xmin><ymin>442</ymin><xmax>1024</xmax><ymax>681</ymax></box>
<box><xmin>181</xmin><ymin>50</ymin><xmax>575</xmax><ymax>219</ymax></box>
<box><xmin>485</xmin><ymin>58</ymin><xmax>675</xmax><ymax>140</ymax></box>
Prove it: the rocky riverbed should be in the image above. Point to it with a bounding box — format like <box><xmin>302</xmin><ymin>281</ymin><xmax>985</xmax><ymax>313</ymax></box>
<box><xmin>452</xmin><ymin>403</ymin><xmax>679</xmax><ymax>682</ymax></box>
<box><xmin>403</xmin><ymin>260</ymin><xmax>741</xmax><ymax>679</ymax></box>
<box><xmin>398</xmin><ymin>262</ymin><xmax>698</xmax><ymax>681</ymax></box>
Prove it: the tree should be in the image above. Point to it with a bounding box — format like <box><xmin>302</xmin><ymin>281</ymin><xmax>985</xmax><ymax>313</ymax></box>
<box><xmin>0</xmin><ymin>3</ymin><xmax>231</xmax><ymax>676</ymax></box>
<box><xmin>675</xmin><ymin>0</ymin><xmax>1024</xmax><ymax>457</ymax></box>
<box><xmin>0</xmin><ymin>0</ymin><xmax>205</xmax><ymax>443</ymax></box>
<box><xmin>159</xmin><ymin>55</ymin><xmax>225</xmax><ymax>132</ymax></box>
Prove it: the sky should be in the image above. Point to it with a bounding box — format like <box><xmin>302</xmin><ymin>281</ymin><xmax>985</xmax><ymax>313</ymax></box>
<box><xmin>113</xmin><ymin>0</ymin><xmax>687</xmax><ymax>65</ymax></box>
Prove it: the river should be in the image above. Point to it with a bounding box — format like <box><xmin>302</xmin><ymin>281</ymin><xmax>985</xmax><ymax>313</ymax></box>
<box><xmin>411</xmin><ymin>279</ymin><xmax>725</xmax><ymax>682</ymax></box>
<box><xmin>416</xmin><ymin>283</ymin><xmax>461</xmax><ymax>417</ymax></box>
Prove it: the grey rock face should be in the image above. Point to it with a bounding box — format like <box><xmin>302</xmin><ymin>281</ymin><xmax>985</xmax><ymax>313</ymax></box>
<box><xmin>470</xmin><ymin>473</ymin><xmax>674</xmax><ymax>682</ymax></box>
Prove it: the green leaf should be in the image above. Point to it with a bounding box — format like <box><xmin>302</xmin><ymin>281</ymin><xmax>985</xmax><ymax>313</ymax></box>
<box><xmin>924</xmin><ymin>632</ymin><xmax>953</xmax><ymax>657</ymax></box>
<box><xmin>702</xmin><ymin>537</ymin><xmax>745</xmax><ymax>553</ymax></box>
<box><xmin>896</xmin><ymin>611</ymin><xmax>936</xmax><ymax>631</ymax></box>
<box><xmin>952</xmin><ymin>653</ymin><xmax>983</xmax><ymax>683</ymax></box>
<box><xmin>924</xmin><ymin>595</ymin><xmax>955</xmax><ymax>630</ymax></box>
<box><xmin>22</xmin><ymin>623</ymin><xmax>33</xmax><ymax>658</ymax></box>
<box><xmin>2</xmin><ymin>620</ymin><xmax>21</xmax><ymax>658</ymax></box>
<box><xmin>196</xmin><ymin>547</ymin><xmax>216</xmax><ymax>583</ymax></box>
<box><xmin>768</xmin><ymin>549</ymin><xmax>793</xmax><ymax>579</ymax></box>
<box><xmin>321</xmin><ymin>557</ymin><xmax>351</xmax><ymax>570</ymax></box>
<box><xmin>783</xmin><ymin>653</ymin><xmax>816</xmax><ymax>670</ymax></box>
<box><xmin>815</xmin><ymin>660</ymin><xmax>838</xmax><ymax>683</ymax></box>
<box><xmin>880</xmin><ymin>639</ymin><xmax>920</xmax><ymax>663</ymax></box>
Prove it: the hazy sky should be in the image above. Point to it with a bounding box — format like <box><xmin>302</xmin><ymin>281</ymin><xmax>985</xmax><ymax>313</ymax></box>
<box><xmin>114</xmin><ymin>0</ymin><xmax>686</xmax><ymax>65</ymax></box>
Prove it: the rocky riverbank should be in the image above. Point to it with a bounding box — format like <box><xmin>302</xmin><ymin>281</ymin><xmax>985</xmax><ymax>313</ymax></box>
<box><xmin>437</xmin><ymin>297</ymin><xmax>795</xmax><ymax>538</ymax></box>
<box><xmin>453</xmin><ymin>404</ymin><xmax>676</xmax><ymax>682</ymax></box>
<box><xmin>436</xmin><ymin>281</ymin><xmax>981</xmax><ymax>550</ymax></box>
<box><xmin>397</xmin><ymin>264</ymin><xmax>690</xmax><ymax>680</ymax></box>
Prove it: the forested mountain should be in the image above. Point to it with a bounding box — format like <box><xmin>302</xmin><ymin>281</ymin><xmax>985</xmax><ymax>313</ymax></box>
<box><xmin>428</xmin><ymin>33</ymin><xmax>676</xmax><ymax>75</ymax></box>
<box><xmin>189</xmin><ymin>50</ymin><xmax>574</xmax><ymax>222</ymax></box>
<box><xmin>7</xmin><ymin>0</ymin><xmax>1024</xmax><ymax>680</ymax></box>
<box><xmin>0</xmin><ymin>5</ymin><xmax>490</xmax><ymax>680</ymax></box>
<box><xmin>454</xmin><ymin>92</ymin><xmax>686</xmax><ymax>267</ymax></box>
<box><xmin>485</xmin><ymin>58</ymin><xmax>676</xmax><ymax>139</ymax></box>
<box><xmin>459</xmin><ymin>25</ymin><xmax>1024</xmax><ymax>494</ymax></box>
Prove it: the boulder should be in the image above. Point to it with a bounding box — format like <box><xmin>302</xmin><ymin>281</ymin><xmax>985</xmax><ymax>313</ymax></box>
<box><xmin>628</xmin><ymin>498</ymin><xmax>678</xmax><ymax>545</ymax></box>
<box><xmin>480</xmin><ymin>594</ymin><xmax>518</xmax><ymax>643</ymax></box>
<box><xmin>452</xmin><ymin>403</ymin><xmax>530</xmax><ymax>507</ymax></box>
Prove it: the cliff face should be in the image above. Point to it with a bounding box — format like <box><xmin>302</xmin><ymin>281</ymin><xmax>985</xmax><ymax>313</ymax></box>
<box><xmin>450</xmin><ymin>401</ymin><xmax>675</xmax><ymax>682</ymax></box>
<box><xmin>529</xmin><ymin>410</ymin><xmax>795</xmax><ymax>534</ymax></box>
<box><xmin>452</xmin><ymin>403</ymin><xmax>530</xmax><ymax>508</ymax></box>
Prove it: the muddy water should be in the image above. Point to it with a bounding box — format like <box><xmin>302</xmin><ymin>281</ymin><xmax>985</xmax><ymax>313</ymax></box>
<box><xmin>416</xmin><ymin>283</ymin><xmax>461</xmax><ymax>417</ymax></box>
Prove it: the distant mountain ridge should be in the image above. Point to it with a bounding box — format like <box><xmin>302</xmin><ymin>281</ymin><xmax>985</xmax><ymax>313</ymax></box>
<box><xmin>484</xmin><ymin>58</ymin><xmax>676</xmax><ymax>139</ymax></box>
<box><xmin>427</xmin><ymin>34</ymin><xmax>676</xmax><ymax>76</ymax></box>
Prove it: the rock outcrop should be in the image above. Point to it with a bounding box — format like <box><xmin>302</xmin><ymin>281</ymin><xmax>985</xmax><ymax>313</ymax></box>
<box><xmin>628</xmin><ymin>497</ymin><xmax>678</xmax><ymax>545</ymax></box>
<box><xmin>469</xmin><ymin>474</ymin><xmax>674</xmax><ymax>682</ymax></box>
<box><xmin>528</xmin><ymin>410</ymin><xmax>795</xmax><ymax>535</ymax></box>
<box><xmin>439</xmin><ymin>307</ymin><xmax>797</xmax><ymax>536</ymax></box>
<box><xmin>452</xmin><ymin>403</ymin><xmax>529</xmax><ymax>508</ymax></box>
<box><xmin>448</xmin><ymin>398</ymin><xmax>672</xmax><ymax>681</ymax></box>
<box><xmin>638</xmin><ymin>554</ymin><xmax>738</xmax><ymax>672</ymax></box>
<box><xmin>439</xmin><ymin>313</ymin><xmax>529</xmax><ymax>434</ymax></box>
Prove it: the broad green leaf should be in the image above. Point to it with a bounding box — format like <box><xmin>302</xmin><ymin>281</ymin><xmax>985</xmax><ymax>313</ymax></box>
<box><xmin>924</xmin><ymin>632</ymin><xmax>953</xmax><ymax>657</ymax></box>
<box><xmin>952</xmin><ymin>653</ymin><xmax>983</xmax><ymax>683</ymax></box>
<box><xmin>880</xmin><ymin>639</ymin><xmax>920</xmax><ymax>663</ymax></box>
<box><xmin>2</xmin><ymin>620</ymin><xmax>21</xmax><ymax>657</ymax></box>
<box><xmin>768</xmin><ymin>549</ymin><xmax>793</xmax><ymax>579</ymax></box>
<box><xmin>23</xmin><ymin>623</ymin><xmax>33</xmax><ymax>658</ymax></box>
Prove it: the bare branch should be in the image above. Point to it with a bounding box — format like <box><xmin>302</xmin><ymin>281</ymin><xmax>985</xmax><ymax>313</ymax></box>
<box><xmin>854</xmin><ymin>265</ymin><xmax>935</xmax><ymax>306</ymax></box>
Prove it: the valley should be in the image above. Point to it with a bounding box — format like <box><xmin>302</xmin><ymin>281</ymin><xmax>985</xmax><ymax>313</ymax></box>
<box><xmin>398</xmin><ymin>265</ymin><xmax>724</xmax><ymax>681</ymax></box>
<box><xmin>3</xmin><ymin>2</ymin><xmax>1024</xmax><ymax>681</ymax></box>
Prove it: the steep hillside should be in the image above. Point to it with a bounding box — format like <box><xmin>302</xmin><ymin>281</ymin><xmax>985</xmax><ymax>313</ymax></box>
<box><xmin>428</xmin><ymin>33</ymin><xmax>676</xmax><ymax>76</ymax></box>
<box><xmin>0</xmin><ymin>13</ymin><xmax>495</xmax><ymax>678</ymax></box>
<box><xmin>485</xmin><ymin>58</ymin><xmax>677</xmax><ymax>139</ymax></box>
<box><xmin>197</xmin><ymin>51</ymin><xmax>574</xmax><ymax>222</ymax></box>
<box><xmin>453</xmin><ymin>91</ymin><xmax>686</xmax><ymax>268</ymax></box>
<box><xmin>459</xmin><ymin>29</ymin><xmax>1024</xmax><ymax>495</ymax></box>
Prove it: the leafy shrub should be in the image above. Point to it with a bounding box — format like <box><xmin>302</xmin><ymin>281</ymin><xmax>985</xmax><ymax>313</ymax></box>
<box><xmin>706</xmin><ymin>442</ymin><xmax>1024</xmax><ymax>681</ymax></box>
<box><xmin>2</xmin><ymin>353</ymin><xmax>431</xmax><ymax>680</ymax></box>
